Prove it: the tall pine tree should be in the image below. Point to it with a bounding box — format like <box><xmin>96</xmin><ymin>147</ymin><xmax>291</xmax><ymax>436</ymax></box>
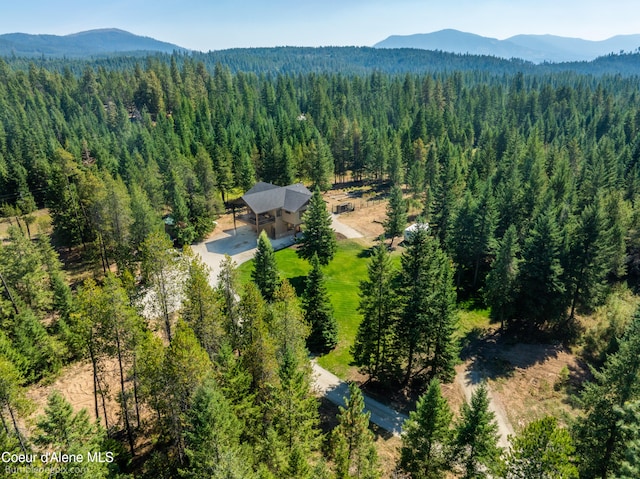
<box><xmin>400</xmin><ymin>378</ymin><xmax>454</xmax><ymax>479</ymax></box>
<box><xmin>303</xmin><ymin>253</ymin><xmax>338</xmax><ymax>353</ymax></box>
<box><xmin>297</xmin><ymin>187</ymin><xmax>337</xmax><ymax>266</ymax></box>
<box><xmin>352</xmin><ymin>243</ymin><xmax>400</xmax><ymax>384</ymax></box>
<box><xmin>252</xmin><ymin>230</ymin><xmax>280</xmax><ymax>302</ymax></box>
<box><xmin>573</xmin><ymin>310</ymin><xmax>640</xmax><ymax>479</ymax></box>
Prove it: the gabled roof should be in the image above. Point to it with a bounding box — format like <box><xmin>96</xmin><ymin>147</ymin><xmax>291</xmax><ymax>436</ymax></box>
<box><xmin>242</xmin><ymin>182</ymin><xmax>312</xmax><ymax>215</ymax></box>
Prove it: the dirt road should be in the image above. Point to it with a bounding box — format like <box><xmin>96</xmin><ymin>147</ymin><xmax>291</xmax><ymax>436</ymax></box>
<box><xmin>455</xmin><ymin>362</ymin><xmax>514</xmax><ymax>448</ymax></box>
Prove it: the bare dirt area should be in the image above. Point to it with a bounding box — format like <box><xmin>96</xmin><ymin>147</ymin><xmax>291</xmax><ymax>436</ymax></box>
<box><xmin>26</xmin><ymin>357</ymin><xmax>124</xmax><ymax>431</ymax></box>
<box><xmin>457</xmin><ymin>331</ymin><xmax>585</xmax><ymax>438</ymax></box>
<box><xmin>489</xmin><ymin>342</ymin><xmax>584</xmax><ymax>430</ymax></box>
<box><xmin>323</xmin><ymin>188</ymin><xmax>388</xmax><ymax>240</ymax></box>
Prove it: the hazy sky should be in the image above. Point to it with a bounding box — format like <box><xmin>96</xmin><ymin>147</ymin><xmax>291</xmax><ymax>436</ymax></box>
<box><xmin>2</xmin><ymin>0</ymin><xmax>638</xmax><ymax>51</ymax></box>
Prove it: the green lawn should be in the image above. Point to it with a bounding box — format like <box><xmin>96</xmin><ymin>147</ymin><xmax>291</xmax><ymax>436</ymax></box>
<box><xmin>238</xmin><ymin>240</ymin><xmax>492</xmax><ymax>379</ymax></box>
<box><xmin>238</xmin><ymin>239</ymin><xmax>379</xmax><ymax>378</ymax></box>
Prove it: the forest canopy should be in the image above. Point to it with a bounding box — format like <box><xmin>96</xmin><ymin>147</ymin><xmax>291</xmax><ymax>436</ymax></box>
<box><xmin>2</xmin><ymin>48</ymin><xmax>640</xmax><ymax>478</ymax></box>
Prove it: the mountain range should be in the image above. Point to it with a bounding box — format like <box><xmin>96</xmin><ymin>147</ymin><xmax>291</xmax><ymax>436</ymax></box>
<box><xmin>0</xmin><ymin>28</ymin><xmax>186</xmax><ymax>57</ymax></box>
<box><xmin>374</xmin><ymin>29</ymin><xmax>640</xmax><ymax>63</ymax></box>
<box><xmin>1</xmin><ymin>28</ymin><xmax>639</xmax><ymax>67</ymax></box>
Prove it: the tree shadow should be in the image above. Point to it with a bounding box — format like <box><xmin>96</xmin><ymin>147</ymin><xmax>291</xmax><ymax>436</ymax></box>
<box><xmin>460</xmin><ymin>328</ymin><xmax>569</xmax><ymax>381</ymax></box>
<box><xmin>288</xmin><ymin>275</ymin><xmax>307</xmax><ymax>296</ymax></box>
<box><xmin>357</xmin><ymin>245</ymin><xmax>376</xmax><ymax>259</ymax></box>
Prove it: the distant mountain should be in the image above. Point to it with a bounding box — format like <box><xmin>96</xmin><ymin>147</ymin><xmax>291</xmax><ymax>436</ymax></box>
<box><xmin>0</xmin><ymin>29</ymin><xmax>187</xmax><ymax>57</ymax></box>
<box><xmin>374</xmin><ymin>29</ymin><xmax>640</xmax><ymax>63</ymax></box>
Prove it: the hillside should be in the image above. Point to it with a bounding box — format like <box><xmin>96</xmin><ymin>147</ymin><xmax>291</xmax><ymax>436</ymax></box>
<box><xmin>375</xmin><ymin>29</ymin><xmax>640</xmax><ymax>63</ymax></box>
<box><xmin>0</xmin><ymin>28</ymin><xmax>187</xmax><ymax>57</ymax></box>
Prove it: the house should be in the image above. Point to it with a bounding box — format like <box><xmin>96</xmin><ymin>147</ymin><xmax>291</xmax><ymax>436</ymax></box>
<box><xmin>238</xmin><ymin>182</ymin><xmax>313</xmax><ymax>239</ymax></box>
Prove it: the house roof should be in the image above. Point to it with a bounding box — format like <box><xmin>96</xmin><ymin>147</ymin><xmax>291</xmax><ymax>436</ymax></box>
<box><xmin>242</xmin><ymin>182</ymin><xmax>312</xmax><ymax>215</ymax></box>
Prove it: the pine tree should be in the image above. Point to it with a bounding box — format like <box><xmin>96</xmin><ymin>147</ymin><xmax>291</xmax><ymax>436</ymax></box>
<box><xmin>252</xmin><ymin>230</ymin><xmax>280</xmax><ymax>302</ymax></box>
<box><xmin>129</xmin><ymin>183</ymin><xmax>162</xmax><ymax>251</ymax></box>
<box><xmin>400</xmin><ymin>378</ymin><xmax>454</xmax><ymax>479</ymax></box>
<box><xmin>264</xmin><ymin>347</ymin><xmax>319</xmax><ymax>478</ymax></box>
<box><xmin>297</xmin><ymin>187</ymin><xmax>337</xmax><ymax>266</ymax></box>
<box><xmin>34</xmin><ymin>391</ymin><xmax>111</xmax><ymax>479</ymax></box>
<box><xmin>504</xmin><ymin>416</ymin><xmax>578</xmax><ymax>479</ymax></box>
<box><xmin>352</xmin><ymin>243</ymin><xmax>400</xmax><ymax>384</ymax></box>
<box><xmin>452</xmin><ymin>382</ymin><xmax>502</xmax><ymax>479</ymax></box>
<box><xmin>238</xmin><ymin>283</ymin><xmax>277</xmax><ymax>397</ymax></box>
<box><xmin>180</xmin><ymin>379</ymin><xmax>254</xmax><ymax>479</ymax></box>
<box><xmin>617</xmin><ymin>400</ymin><xmax>640</xmax><ymax>479</ymax></box>
<box><xmin>383</xmin><ymin>185</ymin><xmax>407</xmax><ymax>248</ymax></box>
<box><xmin>332</xmin><ymin>382</ymin><xmax>380</xmax><ymax>479</ymax></box>
<box><xmin>573</xmin><ymin>311</ymin><xmax>640</xmax><ymax>479</ymax></box>
<box><xmin>141</xmin><ymin>231</ymin><xmax>186</xmax><ymax>342</ymax></box>
<box><xmin>566</xmin><ymin>194</ymin><xmax>613</xmax><ymax>321</ymax></box>
<box><xmin>303</xmin><ymin>253</ymin><xmax>337</xmax><ymax>353</ymax></box>
<box><xmin>308</xmin><ymin>134</ymin><xmax>334</xmax><ymax>191</ymax></box>
<box><xmin>0</xmin><ymin>355</ymin><xmax>29</xmax><ymax>453</ymax></box>
<box><xmin>397</xmin><ymin>225</ymin><xmax>458</xmax><ymax>384</ymax></box>
<box><xmin>183</xmin><ymin>249</ymin><xmax>224</xmax><ymax>359</ymax></box>
<box><xmin>217</xmin><ymin>255</ymin><xmax>241</xmax><ymax>349</ymax></box>
<box><xmin>516</xmin><ymin>210</ymin><xmax>566</xmax><ymax>330</ymax></box>
<box><xmin>162</xmin><ymin>320</ymin><xmax>213</xmax><ymax>464</ymax></box>
<box><xmin>485</xmin><ymin>225</ymin><xmax>521</xmax><ymax>329</ymax></box>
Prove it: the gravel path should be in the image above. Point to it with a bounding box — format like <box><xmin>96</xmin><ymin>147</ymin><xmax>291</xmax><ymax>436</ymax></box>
<box><xmin>331</xmin><ymin>213</ymin><xmax>364</xmax><ymax>239</ymax></box>
<box><xmin>312</xmin><ymin>360</ymin><xmax>407</xmax><ymax>436</ymax></box>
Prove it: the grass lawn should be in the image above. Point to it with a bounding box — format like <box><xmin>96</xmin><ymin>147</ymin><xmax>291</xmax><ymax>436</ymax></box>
<box><xmin>237</xmin><ymin>239</ymin><xmax>492</xmax><ymax>379</ymax></box>
<box><xmin>238</xmin><ymin>239</ymin><xmax>387</xmax><ymax>378</ymax></box>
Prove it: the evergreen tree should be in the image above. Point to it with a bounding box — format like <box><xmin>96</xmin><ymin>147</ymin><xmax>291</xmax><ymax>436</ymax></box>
<box><xmin>383</xmin><ymin>184</ymin><xmax>407</xmax><ymax>248</ymax></box>
<box><xmin>34</xmin><ymin>391</ymin><xmax>111</xmax><ymax>479</ymax></box>
<box><xmin>397</xmin><ymin>225</ymin><xmax>458</xmax><ymax>385</ymax></box>
<box><xmin>617</xmin><ymin>400</ymin><xmax>640</xmax><ymax>479</ymax></box>
<box><xmin>238</xmin><ymin>283</ymin><xmax>277</xmax><ymax>397</ymax></box>
<box><xmin>308</xmin><ymin>133</ymin><xmax>334</xmax><ymax>191</ymax></box>
<box><xmin>264</xmin><ymin>347</ymin><xmax>319</xmax><ymax>478</ymax></box>
<box><xmin>352</xmin><ymin>243</ymin><xmax>400</xmax><ymax>384</ymax></box>
<box><xmin>452</xmin><ymin>382</ymin><xmax>502</xmax><ymax>479</ymax></box>
<box><xmin>252</xmin><ymin>230</ymin><xmax>280</xmax><ymax>302</ymax></box>
<box><xmin>400</xmin><ymin>378</ymin><xmax>454</xmax><ymax>479</ymax></box>
<box><xmin>217</xmin><ymin>255</ymin><xmax>241</xmax><ymax>349</ymax></box>
<box><xmin>140</xmin><ymin>231</ymin><xmax>186</xmax><ymax>342</ymax></box>
<box><xmin>297</xmin><ymin>187</ymin><xmax>337</xmax><ymax>266</ymax></box>
<box><xmin>573</xmin><ymin>311</ymin><xmax>640</xmax><ymax>479</ymax></box>
<box><xmin>566</xmin><ymin>194</ymin><xmax>613</xmax><ymax>321</ymax></box>
<box><xmin>504</xmin><ymin>416</ymin><xmax>578</xmax><ymax>479</ymax></box>
<box><xmin>0</xmin><ymin>355</ymin><xmax>29</xmax><ymax>453</ymax></box>
<box><xmin>332</xmin><ymin>382</ymin><xmax>380</xmax><ymax>479</ymax></box>
<box><xmin>485</xmin><ymin>225</ymin><xmax>521</xmax><ymax>329</ymax></box>
<box><xmin>129</xmin><ymin>183</ymin><xmax>162</xmax><ymax>252</ymax></box>
<box><xmin>183</xmin><ymin>250</ymin><xmax>224</xmax><ymax>359</ymax></box>
<box><xmin>162</xmin><ymin>320</ymin><xmax>213</xmax><ymax>465</ymax></box>
<box><xmin>180</xmin><ymin>379</ymin><xmax>254</xmax><ymax>479</ymax></box>
<box><xmin>516</xmin><ymin>210</ymin><xmax>566</xmax><ymax>330</ymax></box>
<box><xmin>302</xmin><ymin>253</ymin><xmax>337</xmax><ymax>353</ymax></box>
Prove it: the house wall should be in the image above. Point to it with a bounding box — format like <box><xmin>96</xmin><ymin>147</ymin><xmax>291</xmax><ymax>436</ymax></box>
<box><xmin>282</xmin><ymin>210</ymin><xmax>302</xmax><ymax>225</ymax></box>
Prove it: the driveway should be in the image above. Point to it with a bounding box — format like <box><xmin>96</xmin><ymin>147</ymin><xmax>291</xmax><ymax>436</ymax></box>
<box><xmin>191</xmin><ymin>224</ymin><xmax>295</xmax><ymax>282</ymax></box>
<box><xmin>312</xmin><ymin>360</ymin><xmax>407</xmax><ymax>436</ymax></box>
<box><xmin>191</xmin><ymin>216</ymin><xmax>409</xmax><ymax>436</ymax></box>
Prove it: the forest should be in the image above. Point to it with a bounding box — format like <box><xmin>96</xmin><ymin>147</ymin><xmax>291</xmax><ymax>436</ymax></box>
<box><xmin>1</xmin><ymin>49</ymin><xmax>640</xmax><ymax>478</ymax></box>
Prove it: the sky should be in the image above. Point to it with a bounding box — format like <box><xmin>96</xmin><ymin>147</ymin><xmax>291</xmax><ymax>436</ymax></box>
<box><xmin>1</xmin><ymin>0</ymin><xmax>638</xmax><ymax>51</ymax></box>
